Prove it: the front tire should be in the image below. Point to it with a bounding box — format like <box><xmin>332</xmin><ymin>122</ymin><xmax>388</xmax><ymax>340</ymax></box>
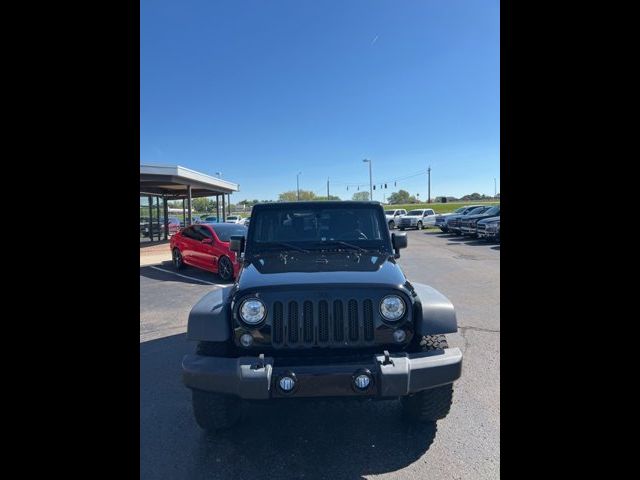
<box><xmin>217</xmin><ymin>256</ymin><xmax>234</xmax><ymax>281</ymax></box>
<box><xmin>402</xmin><ymin>335</ymin><xmax>454</xmax><ymax>422</ymax></box>
<box><xmin>191</xmin><ymin>389</ymin><xmax>241</xmax><ymax>431</ymax></box>
<box><xmin>417</xmin><ymin>221</ymin><xmax>423</xmax><ymax>230</ymax></box>
<box><xmin>172</xmin><ymin>248</ymin><xmax>184</xmax><ymax>270</ymax></box>
<box><xmin>388</xmin><ymin>220</ymin><xmax>395</xmax><ymax>230</ymax></box>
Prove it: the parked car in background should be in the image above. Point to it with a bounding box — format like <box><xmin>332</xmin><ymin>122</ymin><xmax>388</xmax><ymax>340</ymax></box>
<box><xmin>478</xmin><ymin>218</ymin><xmax>500</xmax><ymax>242</ymax></box>
<box><xmin>435</xmin><ymin>207</ymin><xmax>468</xmax><ymax>232</ymax></box>
<box><xmin>225</xmin><ymin>215</ymin><xmax>243</xmax><ymax>224</ymax></box>
<box><xmin>170</xmin><ymin>223</ymin><xmax>248</xmax><ymax>281</ymax></box>
<box><xmin>243</xmin><ymin>217</ymin><xmax>251</xmax><ymax>227</ymax></box>
<box><xmin>445</xmin><ymin>206</ymin><xmax>490</xmax><ymax>235</ymax></box>
<box><xmin>384</xmin><ymin>208</ymin><xmax>407</xmax><ymax>230</ymax></box>
<box><xmin>460</xmin><ymin>206</ymin><xmax>501</xmax><ymax>237</ymax></box>
<box><xmin>200</xmin><ymin>216</ymin><xmax>219</xmax><ymax>224</ymax></box>
<box><xmin>397</xmin><ymin>208</ymin><xmax>436</xmax><ymax>230</ymax></box>
<box><xmin>168</xmin><ymin>217</ymin><xmax>181</xmax><ymax>235</ymax></box>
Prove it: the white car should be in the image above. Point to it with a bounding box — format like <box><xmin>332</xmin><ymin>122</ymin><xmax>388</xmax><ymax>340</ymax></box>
<box><xmin>384</xmin><ymin>209</ymin><xmax>407</xmax><ymax>230</ymax></box>
<box><xmin>397</xmin><ymin>208</ymin><xmax>436</xmax><ymax>230</ymax></box>
<box><xmin>225</xmin><ymin>215</ymin><xmax>244</xmax><ymax>224</ymax></box>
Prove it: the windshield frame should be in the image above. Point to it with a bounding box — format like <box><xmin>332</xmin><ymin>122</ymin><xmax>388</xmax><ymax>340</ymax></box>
<box><xmin>245</xmin><ymin>203</ymin><xmax>394</xmax><ymax>258</ymax></box>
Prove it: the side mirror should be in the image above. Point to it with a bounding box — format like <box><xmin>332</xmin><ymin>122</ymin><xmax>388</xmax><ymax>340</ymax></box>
<box><xmin>201</xmin><ymin>238</ymin><xmax>213</xmax><ymax>244</ymax></box>
<box><xmin>391</xmin><ymin>232</ymin><xmax>407</xmax><ymax>258</ymax></box>
<box><xmin>229</xmin><ymin>235</ymin><xmax>245</xmax><ymax>253</ymax></box>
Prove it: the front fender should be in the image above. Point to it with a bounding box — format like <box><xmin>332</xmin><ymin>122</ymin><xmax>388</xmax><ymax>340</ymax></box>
<box><xmin>411</xmin><ymin>282</ymin><xmax>458</xmax><ymax>335</ymax></box>
<box><xmin>186</xmin><ymin>286</ymin><xmax>233</xmax><ymax>342</ymax></box>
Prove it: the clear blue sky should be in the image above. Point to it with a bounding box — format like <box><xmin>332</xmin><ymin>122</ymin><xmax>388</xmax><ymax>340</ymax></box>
<box><xmin>141</xmin><ymin>0</ymin><xmax>500</xmax><ymax>201</ymax></box>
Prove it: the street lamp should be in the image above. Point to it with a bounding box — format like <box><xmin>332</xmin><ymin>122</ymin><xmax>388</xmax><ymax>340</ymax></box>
<box><xmin>362</xmin><ymin>159</ymin><xmax>372</xmax><ymax>201</ymax></box>
<box><xmin>297</xmin><ymin>171</ymin><xmax>302</xmax><ymax>200</ymax></box>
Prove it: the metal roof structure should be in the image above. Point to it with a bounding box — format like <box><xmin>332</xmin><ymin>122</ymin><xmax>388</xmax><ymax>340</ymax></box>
<box><xmin>140</xmin><ymin>164</ymin><xmax>239</xmax><ymax>199</ymax></box>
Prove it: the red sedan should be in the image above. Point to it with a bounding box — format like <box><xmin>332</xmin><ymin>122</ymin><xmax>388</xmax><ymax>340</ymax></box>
<box><xmin>169</xmin><ymin>223</ymin><xmax>247</xmax><ymax>281</ymax></box>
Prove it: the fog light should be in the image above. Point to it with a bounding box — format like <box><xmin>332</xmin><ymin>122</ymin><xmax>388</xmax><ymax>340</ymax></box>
<box><xmin>279</xmin><ymin>376</ymin><xmax>296</xmax><ymax>392</ymax></box>
<box><xmin>393</xmin><ymin>329</ymin><xmax>407</xmax><ymax>343</ymax></box>
<box><xmin>240</xmin><ymin>334</ymin><xmax>253</xmax><ymax>347</ymax></box>
<box><xmin>354</xmin><ymin>374</ymin><xmax>371</xmax><ymax>390</ymax></box>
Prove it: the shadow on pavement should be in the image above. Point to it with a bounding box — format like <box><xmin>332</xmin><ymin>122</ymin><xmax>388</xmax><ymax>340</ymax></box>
<box><xmin>139</xmin><ymin>263</ymin><xmax>234</xmax><ymax>286</ymax></box>
<box><xmin>141</xmin><ymin>333</ymin><xmax>438</xmax><ymax>480</ymax></box>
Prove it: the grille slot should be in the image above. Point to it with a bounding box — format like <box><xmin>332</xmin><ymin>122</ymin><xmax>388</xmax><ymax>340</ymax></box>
<box><xmin>303</xmin><ymin>301</ymin><xmax>314</xmax><ymax>343</ymax></box>
<box><xmin>363</xmin><ymin>299</ymin><xmax>374</xmax><ymax>341</ymax></box>
<box><xmin>318</xmin><ymin>301</ymin><xmax>329</xmax><ymax>343</ymax></box>
<box><xmin>348</xmin><ymin>299</ymin><xmax>359</xmax><ymax>342</ymax></box>
<box><xmin>273</xmin><ymin>301</ymin><xmax>283</xmax><ymax>344</ymax></box>
<box><xmin>333</xmin><ymin>300</ymin><xmax>344</xmax><ymax>342</ymax></box>
<box><xmin>288</xmin><ymin>301</ymin><xmax>299</xmax><ymax>343</ymax></box>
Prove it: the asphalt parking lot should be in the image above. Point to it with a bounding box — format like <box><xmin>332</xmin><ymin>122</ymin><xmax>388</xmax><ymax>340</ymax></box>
<box><xmin>140</xmin><ymin>229</ymin><xmax>500</xmax><ymax>479</ymax></box>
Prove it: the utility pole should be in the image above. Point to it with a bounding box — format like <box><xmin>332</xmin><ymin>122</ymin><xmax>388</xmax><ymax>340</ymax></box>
<box><xmin>427</xmin><ymin>166</ymin><xmax>431</xmax><ymax>204</ymax></box>
<box><xmin>327</xmin><ymin>178</ymin><xmax>330</xmax><ymax>199</ymax></box>
<box><xmin>494</xmin><ymin>178</ymin><xmax>497</xmax><ymax>197</ymax></box>
<box><xmin>363</xmin><ymin>159</ymin><xmax>372</xmax><ymax>201</ymax></box>
<box><xmin>297</xmin><ymin>171</ymin><xmax>302</xmax><ymax>200</ymax></box>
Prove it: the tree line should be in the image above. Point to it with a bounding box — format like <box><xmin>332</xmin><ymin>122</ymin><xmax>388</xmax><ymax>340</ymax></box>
<box><xmin>166</xmin><ymin>189</ymin><xmax>499</xmax><ymax>212</ymax></box>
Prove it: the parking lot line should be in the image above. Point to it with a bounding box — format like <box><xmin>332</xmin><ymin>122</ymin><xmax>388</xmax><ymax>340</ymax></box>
<box><xmin>148</xmin><ymin>266</ymin><xmax>226</xmax><ymax>287</ymax></box>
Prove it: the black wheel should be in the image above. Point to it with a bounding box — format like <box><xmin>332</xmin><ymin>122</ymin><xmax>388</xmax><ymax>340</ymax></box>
<box><xmin>388</xmin><ymin>220</ymin><xmax>395</xmax><ymax>230</ymax></box>
<box><xmin>399</xmin><ymin>227</ymin><xmax>405</xmax><ymax>231</ymax></box>
<box><xmin>217</xmin><ymin>256</ymin><xmax>234</xmax><ymax>281</ymax></box>
<box><xmin>191</xmin><ymin>389</ymin><xmax>241</xmax><ymax>431</ymax></box>
<box><xmin>172</xmin><ymin>248</ymin><xmax>184</xmax><ymax>270</ymax></box>
<box><xmin>417</xmin><ymin>221</ymin><xmax>423</xmax><ymax>230</ymax></box>
<box><xmin>440</xmin><ymin>227</ymin><xmax>448</xmax><ymax>233</ymax></box>
<box><xmin>402</xmin><ymin>335</ymin><xmax>454</xmax><ymax>422</ymax></box>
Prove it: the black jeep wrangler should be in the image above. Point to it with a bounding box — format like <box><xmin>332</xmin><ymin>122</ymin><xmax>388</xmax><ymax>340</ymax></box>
<box><xmin>182</xmin><ymin>201</ymin><xmax>462</xmax><ymax>430</ymax></box>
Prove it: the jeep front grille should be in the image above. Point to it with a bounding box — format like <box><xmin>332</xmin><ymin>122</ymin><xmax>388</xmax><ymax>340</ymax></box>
<box><xmin>272</xmin><ymin>298</ymin><xmax>375</xmax><ymax>348</ymax></box>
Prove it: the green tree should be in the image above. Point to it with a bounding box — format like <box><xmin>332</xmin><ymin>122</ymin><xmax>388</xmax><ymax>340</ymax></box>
<box><xmin>278</xmin><ymin>190</ymin><xmax>317</xmax><ymax>201</ymax></box>
<box><xmin>316</xmin><ymin>195</ymin><xmax>341</xmax><ymax>201</ymax></box>
<box><xmin>192</xmin><ymin>197</ymin><xmax>215</xmax><ymax>212</ymax></box>
<box><xmin>352</xmin><ymin>191</ymin><xmax>370</xmax><ymax>201</ymax></box>
<box><xmin>387</xmin><ymin>189</ymin><xmax>412</xmax><ymax>204</ymax></box>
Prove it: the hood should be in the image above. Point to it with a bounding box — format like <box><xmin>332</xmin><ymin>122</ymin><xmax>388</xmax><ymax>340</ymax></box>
<box><xmin>478</xmin><ymin>216</ymin><xmax>500</xmax><ymax>224</ymax></box>
<box><xmin>236</xmin><ymin>252</ymin><xmax>407</xmax><ymax>290</ymax></box>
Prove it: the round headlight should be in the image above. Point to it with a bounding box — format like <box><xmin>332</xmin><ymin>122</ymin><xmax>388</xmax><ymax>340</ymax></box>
<box><xmin>380</xmin><ymin>295</ymin><xmax>406</xmax><ymax>321</ymax></box>
<box><xmin>239</xmin><ymin>298</ymin><xmax>266</xmax><ymax>325</ymax></box>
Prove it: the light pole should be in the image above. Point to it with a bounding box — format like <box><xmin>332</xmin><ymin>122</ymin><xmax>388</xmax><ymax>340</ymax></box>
<box><xmin>296</xmin><ymin>171</ymin><xmax>302</xmax><ymax>200</ymax></box>
<box><xmin>494</xmin><ymin>178</ymin><xmax>497</xmax><ymax>197</ymax></box>
<box><xmin>362</xmin><ymin>159</ymin><xmax>372</xmax><ymax>201</ymax></box>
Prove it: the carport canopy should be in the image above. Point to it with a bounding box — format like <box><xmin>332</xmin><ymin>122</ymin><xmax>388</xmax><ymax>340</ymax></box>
<box><xmin>140</xmin><ymin>164</ymin><xmax>240</xmax><ymax>240</ymax></box>
<box><xmin>140</xmin><ymin>164</ymin><xmax>239</xmax><ymax>199</ymax></box>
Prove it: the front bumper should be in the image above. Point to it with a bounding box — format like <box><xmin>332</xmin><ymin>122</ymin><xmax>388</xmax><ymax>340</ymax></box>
<box><xmin>460</xmin><ymin>226</ymin><xmax>477</xmax><ymax>235</ymax></box>
<box><xmin>183</xmin><ymin>348</ymin><xmax>462</xmax><ymax>399</ymax></box>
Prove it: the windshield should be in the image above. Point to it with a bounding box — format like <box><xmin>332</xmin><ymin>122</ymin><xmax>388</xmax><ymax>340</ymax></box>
<box><xmin>227</xmin><ymin>216</ymin><xmax>238</xmax><ymax>220</ymax></box>
<box><xmin>483</xmin><ymin>206</ymin><xmax>500</xmax><ymax>216</ymax></box>
<box><xmin>466</xmin><ymin>206</ymin><xmax>486</xmax><ymax>214</ymax></box>
<box><xmin>454</xmin><ymin>207</ymin><xmax>466</xmax><ymax>213</ymax></box>
<box><xmin>211</xmin><ymin>224</ymin><xmax>247</xmax><ymax>242</ymax></box>
<box><xmin>249</xmin><ymin>205</ymin><xmax>390</xmax><ymax>252</ymax></box>
<box><xmin>406</xmin><ymin>210</ymin><xmax>424</xmax><ymax>216</ymax></box>
<box><xmin>384</xmin><ymin>210</ymin><xmax>396</xmax><ymax>215</ymax></box>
